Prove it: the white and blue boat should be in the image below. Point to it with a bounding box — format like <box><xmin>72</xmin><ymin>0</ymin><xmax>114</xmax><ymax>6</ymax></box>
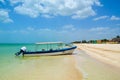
<box><xmin>15</xmin><ymin>42</ymin><xmax>77</xmax><ymax>56</ymax></box>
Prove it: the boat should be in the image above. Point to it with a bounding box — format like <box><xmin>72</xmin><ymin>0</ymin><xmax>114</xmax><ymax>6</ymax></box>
<box><xmin>15</xmin><ymin>42</ymin><xmax>77</xmax><ymax>56</ymax></box>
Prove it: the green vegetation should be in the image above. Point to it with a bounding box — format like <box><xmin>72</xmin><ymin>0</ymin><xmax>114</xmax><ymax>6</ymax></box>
<box><xmin>72</xmin><ymin>35</ymin><xmax>120</xmax><ymax>44</ymax></box>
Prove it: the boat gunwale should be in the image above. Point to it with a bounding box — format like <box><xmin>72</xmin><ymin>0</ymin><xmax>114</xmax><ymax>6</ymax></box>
<box><xmin>23</xmin><ymin>46</ymin><xmax>77</xmax><ymax>54</ymax></box>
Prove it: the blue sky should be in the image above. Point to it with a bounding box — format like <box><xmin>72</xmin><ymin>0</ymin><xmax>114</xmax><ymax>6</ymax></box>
<box><xmin>0</xmin><ymin>0</ymin><xmax>120</xmax><ymax>43</ymax></box>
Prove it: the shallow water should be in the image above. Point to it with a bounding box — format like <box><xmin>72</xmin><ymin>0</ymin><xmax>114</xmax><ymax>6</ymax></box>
<box><xmin>0</xmin><ymin>44</ymin><xmax>120</xmax><ymax>80</ymax></box>
<box><xmin>0</xmin><ymin>44</ymin><xmax>82</xmax><ymax>80</ymax></box>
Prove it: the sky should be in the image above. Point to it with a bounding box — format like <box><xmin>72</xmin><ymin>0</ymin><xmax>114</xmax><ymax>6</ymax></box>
<box><xmin>0</xmin><ymin>0</ymin><xmax>120</xmax><ymax>43</ymax></box>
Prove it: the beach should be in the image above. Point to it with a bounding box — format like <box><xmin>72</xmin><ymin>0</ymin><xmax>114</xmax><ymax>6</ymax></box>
<box><xmin>0</xmin><ymin>43</ymin><xmax>120</xmax><ymax>80</ymax></box>
<box><xmin>74</xmin><ymin>43</ymin><xmax>120</xmax><ymax>80</ymax></box>
<box><xmin>1</xmin><ymin>0</ymin><xmax>120</xmax><ymax>80</ymax></box>
<box><xmin>75</xmin><ymin>44</ymin><xmax>120</xmax><ymax>68</ymax></box>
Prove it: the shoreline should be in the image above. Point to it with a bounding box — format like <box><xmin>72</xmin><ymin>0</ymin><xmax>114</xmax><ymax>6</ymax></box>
<box><xmin>73</xmin><ymin>48</ymin><xmax>120</xmax><ymax>80</ymax></box>
<box><xmin>74</xmin><ymin>43</ymin><xmax>120</xmax><ymax>68</ymax></box>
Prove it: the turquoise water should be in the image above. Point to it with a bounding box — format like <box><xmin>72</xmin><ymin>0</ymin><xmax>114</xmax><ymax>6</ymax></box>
<box><xmin>0</xmin><ymin>43</ymin><xmax>32</xmax><ymax>67</ymax></box>
<box><xmin>1</xmin><ymin>44</ymin><xmax>120</xmax><ymax>80</ymax></box>
<box><xmin>0</xmin><ymin>43</ymin><xmax>65</xmax><ymax>64</ymax></box>
<box><xmin>0</xmin><ymin>43</ymin><xmax>68</xmax><ymax>69</ymax></box>
<box><xmin>0</xmin><ymin>44</ymin><xmax>39</xmax><ymax>79</ymax></box>
<box><xmin>0</xmin><ymin>43</ymin><xmax>81</xmax><ymax>80</ymax></box>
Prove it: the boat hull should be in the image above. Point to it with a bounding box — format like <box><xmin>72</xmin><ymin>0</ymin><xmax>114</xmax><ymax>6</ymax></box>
<box><xmin>23</xmin><ymin>46</ymin><xmax>76</xmax><ymax>56</ymax></box>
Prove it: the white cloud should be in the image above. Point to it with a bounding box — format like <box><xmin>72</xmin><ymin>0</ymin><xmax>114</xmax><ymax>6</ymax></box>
<box><xmin>72</xmin><ymin>7</ymin><xmax>96</xmax><ymax>19</ymax></box>
<box><xmin>93</xmin><ymin>16</ymin><xmax>109</xmax><ymax>21</ymax></box>
<box><xmin>110</xmin><ymin>15</ymin><xmax>120</xmax><ymax>20</ymax></box>
<box><xmin>93</xmin><ymin>15</ymin><xmax>120</xmax><ymax>21</ymax></box>
<box><xmin>1</xmin><ymin>25</ymin><xmax>120</xmax><ymax>42</ymax></box>
<box><xmin>62</xmin><ymin>24</ymin><xmax>76</xmax><ymax>31</ymax></box>
<box><xmin>42</xmin><ymin>14</ymin><xmax>53</xmax><ymax>18</ymax></box>
<box><xmin>10</xmin><ymin>0</ymin><xmax>102</xmax><ymax>19</ymax></box>
<box><xmin>27</xmin><ymin>27</ymin><xmax>34</xmax><ymax>31</ymax></box>
<box><xmin>90</xmin><ymin>27</ymin><xmax>109</xmax><ymax>31</ymax></box>
<box><xmin>0</xmin><ymin>9</ymin><xmax>13</xmax><ymax>23</ymax></box>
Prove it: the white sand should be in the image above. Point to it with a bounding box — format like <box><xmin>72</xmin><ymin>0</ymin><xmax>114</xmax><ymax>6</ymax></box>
<box><xmin>75</xmin><ymin>44</ymin><xmax>120</xmax><ymax>68</ymax></box>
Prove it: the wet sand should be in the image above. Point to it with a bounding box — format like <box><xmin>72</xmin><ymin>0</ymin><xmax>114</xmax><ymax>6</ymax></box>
<box><xmin>74</xmin><ymin>49</ymin><xmax>120</xmax><ymax>80</ymax></box>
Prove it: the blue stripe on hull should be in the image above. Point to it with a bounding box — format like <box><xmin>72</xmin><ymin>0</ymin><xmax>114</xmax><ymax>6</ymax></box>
<box><xmin>23</xmin><ymin>46</ymin><xmax>77</xmax><ymax>54</ymax></box>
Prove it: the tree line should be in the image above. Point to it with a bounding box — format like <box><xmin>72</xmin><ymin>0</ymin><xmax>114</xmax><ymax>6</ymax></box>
<box><xmin>72</xmin><ymin>35</ymin><xmax>120</xmax><ymax>44</ymax></box>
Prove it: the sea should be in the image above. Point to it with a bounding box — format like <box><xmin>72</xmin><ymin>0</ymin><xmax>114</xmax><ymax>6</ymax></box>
<box><xmin>0</xmin><ymin>43</ymin><xmax>120</xmax><ymax>80</ymax></box>
<box><xmin>0</xmin><ymin>43</ymin><xmax>82</xmax><ymax>80</ymax></box>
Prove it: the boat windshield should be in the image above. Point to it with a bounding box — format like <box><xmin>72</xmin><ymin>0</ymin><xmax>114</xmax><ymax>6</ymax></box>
<box><xmin>35</xmin><ymin>42</ymin><xmax>72</xmax><ymax>51</ymax></box>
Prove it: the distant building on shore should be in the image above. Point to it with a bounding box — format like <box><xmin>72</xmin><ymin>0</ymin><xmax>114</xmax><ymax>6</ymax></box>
<box><xmin>111</xmin><ymin>36</ymin><xmax>120</xmax><ymax>44</ymax></box>
<box><xmin>72</xmin><ymin>35</ymin><xmax>120</xmax><ymax>44</ymax></box>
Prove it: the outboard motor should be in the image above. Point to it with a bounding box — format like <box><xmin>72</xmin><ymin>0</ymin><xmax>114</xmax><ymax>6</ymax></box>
<box><xmin>15</xmin><ymin>46</ymin><xmax>26</xmax><ymax>56</ymax></box>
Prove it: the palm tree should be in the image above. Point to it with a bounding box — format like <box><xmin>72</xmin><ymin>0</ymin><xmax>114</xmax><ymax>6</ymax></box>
<box><xmin>82</xmin><ymin>40</ymin><xmax>87</xmax><ymax>43</ymax></box>
<box><xmin>101</xmin><ymin>39</ymin><xmax>109</xmax><ymax>43</ymax></box>
<box><xmin>116</xmin><ymin>35</ymin><xmax>120</xmax><ymax>38</ymax></box>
